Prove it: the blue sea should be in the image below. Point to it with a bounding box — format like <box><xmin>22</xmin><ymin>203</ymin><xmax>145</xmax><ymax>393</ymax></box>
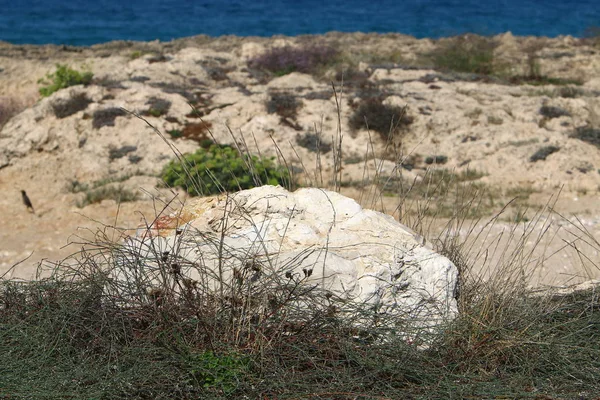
<box><xmin>0</xmin><ymin>0</ymin><xmax>598</xmax><ymax>46</ymax></box>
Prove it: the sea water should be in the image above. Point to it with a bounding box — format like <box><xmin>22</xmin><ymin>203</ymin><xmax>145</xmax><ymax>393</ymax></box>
<box><xmin>0</xmin><ymin>0</ymin><xmax>598</xmax><ymax>45</ymax></box>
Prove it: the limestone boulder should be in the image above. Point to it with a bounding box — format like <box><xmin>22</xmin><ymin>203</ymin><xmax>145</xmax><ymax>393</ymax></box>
<box><xmin>121</xmin><ymin>185</ymin><xmax>459</xmax><ymax>330</ymax></box>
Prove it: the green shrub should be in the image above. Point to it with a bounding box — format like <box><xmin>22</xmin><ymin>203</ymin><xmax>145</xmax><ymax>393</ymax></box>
<box><xmin>38</xmin><ymin>64</ymin><xmax>93</xmax><ymax>97</ymax></box>
<box><xmin>188</xmin><ymin>351</ymin><xmax>248</xmax><ymax>393</ymax></box>
<box><xmin>161</xmin><ymin>144</ymin><xmax>291</xmax><ymax>196</ymax></box>
<box><xmin>167</xmin><ymin>129</ymin><xmax>183</xmax><ymax>138</ymax></box>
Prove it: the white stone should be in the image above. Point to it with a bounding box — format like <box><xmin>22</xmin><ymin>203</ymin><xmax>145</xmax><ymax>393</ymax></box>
<box><xmin>120</xmin><ymin>185</ymin><xmax>459</xmax><ymax>331</ymax></box>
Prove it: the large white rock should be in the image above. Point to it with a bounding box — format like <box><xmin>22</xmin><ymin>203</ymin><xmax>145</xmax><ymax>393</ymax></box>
<box><xmin>119</xmin><ymin>185</ymin><xmax>459</xmax><ymax>331</ymax></box>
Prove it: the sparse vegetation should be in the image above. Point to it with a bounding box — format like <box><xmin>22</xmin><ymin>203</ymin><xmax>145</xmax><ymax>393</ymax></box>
<box><xmin>7</xmin><ymin>145</ymin><xmax>600</xmax><ymax>398</ymax></box>
<box><xmin>4</xmin><ymin>46</ymin><xmax>600</xmax><ymax>399</ymax></box>
<box><xmin>339</xmin><ymin>167</ymin><xmax>491</xmax><ymax>219</ymax></box>
<box><xmin>167</xmin><ymin>129</ymin><xmax>184</xmax><ymax>138</ymax></box>
<box><xmin>92</xmin><ymin>107</ymin><xmax>128</xmax><ymax>129</ymax></box>
<box><xmin>143</xmin><ymin>97</ymin><xmax>171</xmax><ymax>117</ymax></box>
<box><xmin>0</xmin><ymin>96</ymin><xmax>27</xmax><ymax>129</ymax></box>
<box><xmin>540</xmin><ymin>105</ymin><xmax>571</xmax><ymax>119</ymax></box>
<box><xmin>108</xmin><ymin>145</ymin><xmax>137</xmax><ymax>161</ymax></box>
<box><xmin>248</xmin><ymin>43</ymin><xmax>339</xmax><ymax>77</ymax></box>
<box><xmin>527</xmin><ymin>86</ymin><xmax>587</xmax><ymax>98</ymax></box>
<box><xmin>295</xmin><ymin>132</ymin><xmax>332</xmax><ymax>153</ymax></box>
<box><xmin>424</xmin><ymin>155</ymin><xmax>448</xmax><ymax>165</ymax></box>
<box><xmin>51</xmin><ymin>92</ymin><xmax>92</xmax><ymax>119</ymax></box>
<box><xmin>161</xmin><ymin>143</ymin><xmax>291</xmax><ymax>196</ymax></box>
<box><xmin>349</xmin><ymin>97</ymin><xmax>413</xmax><ymax>139</ymax></box>
<box><xmin>530</xmin><ymin>145</ymin><xmax>560</xmax><ymax>162</ymax></box>
<box><xmin>67</xmin><ymin>174</ymin><xmax>143</xmax><ymax>207</ymax></box>
<box><xmin>487</xmin><ymin>115</ymin><xmax>503</xmax><ymax>125</ymax></box>
<box><xmin>38</xmin><ymin>64</ymin><xmax>93</xmax><ymax>97</ymax></box>
<box><xmin>464</xmin><ymin>107</ymin><xmax>483</xmax><ymax>119</ymax></box>
<box><xmin>266</xmin><ymin>92</ymin><xmax>302</xmax><ymax>120</ymax></box>
<box><xmin>429</xmin><ymin>35</ymin><xmax>582</xmax><ymax>86</ymax></box>
<box><xmin>570</xmin><ymin>126</ymin><xmax>600</xmax><ymax>148</ymax></box>
<box><xmin>129</xmin><ymin>50</ymin><xmax>144</xmax><ymax>59</ymax></box>
<box><xmin>75</xmin><ymin>185</ymin><xmax>139</xmax><ymax>207</ymax></box>
<box><xmin>554</xmin><ymin>86</ymin><xmax>586</xmax><ymax>98</ymax></box>
<box><xmin>431</xmin><ymin>35</ymin><xmax>497</xmax><ymax>75</ymax></box>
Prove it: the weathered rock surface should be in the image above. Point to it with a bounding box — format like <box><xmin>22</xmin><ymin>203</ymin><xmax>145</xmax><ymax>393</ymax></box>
<box><xmin>121</xmin><ymin>185</ymin><xmax>459</xmax><ymax>328</ymax></box>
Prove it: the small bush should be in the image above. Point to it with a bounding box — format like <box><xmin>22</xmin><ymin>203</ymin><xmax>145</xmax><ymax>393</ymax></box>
<box><xmin>425</xmin><ymin>155</ymin><xmax>448</xmax><ymax>165</ymax></box>
<box><xmin>570</xmin><ymin>126</ymin><xmax>600</xmax><ymax>148</ymax></box>
<box><xmin>530</xmin><ymin>145</ymin><xmax>560</xmax><ymax>162</ymax></box>
<box><xmin>93</xmin><ymin>107</ymin><xmax>127</xmax><ymax>129</ymax></box>
<box><xmin>583</xmin><ymin>26</ymin><xmax>600</xmax><ymax>47</ymax></box>
<box><xmin>334</xmin><ymin>68</ymin><xmax>371</xmax><ymax>88</ymax></box>
<box><xmin>109</xmin><ymin>145</ymin><xmax>137</xmax><ymax>161</ymax></box>
<box><xmin>487</xmin><ymin>115</ymin><xmax>504</xmax><ymax>125</ymax></box>
<box><xmin>147</xmin><ymin>54</ymin><xmax>169</xmax><ymax>63</ymax></box>
<box><xmin>129</xmin><ymin>50</ymin><xmax>143</xmax><ymax>59</ymax></box>
<box><xmin>203</xmin><ymin>65</ymin><xmax>233</xmax><ymax>81</ymax></box>
<box><xmin>295</xmin><ymin>132</ymin><xmax>332</xmax><ymax>153</ymax></box>
<box><xmin>51</xmin><ymin>92</ymin><xmax>92</xmax><ymax>119</ymax></box>
<box><xmin>38</xmin><ymin>64</ymin><xmax>93</xmax><ymax>97</ymax></box>
<box><xmin>304</xmin><ymin>90</ymin><xmax>333</xmax><ymax>100</ymax></box>
<box><xmin>0</xmin><ymin>96</ymin><xmax>27</xmax><ymax>129</ymax></box>
<box><xmin>143</xmin><ymin>97</ymin><xmax>171</xmax><ymax>117</ymax></box>
<box><xmin>540</xmin><ymin>105</ymin><xmax>571</xmax><ymax>119</ymax></box>
<box><xmin>167</xmin><ymin>129</ymin><xmax>183</xmax><ymax>139</ymax></box>
<box><xmin>266</xmin><ymin>92</ymin><xmax>302</xmax><ymax>120</ymax></box>
<box><xmin>555</xmin><ymin>86</ymin><xmax>585</xmax><ymax>98</ymax></box>
<box><xmin>349</xmin><ymin>97</ymin><xmax>413</xmax><ymax>139</ymax></box>
<box><xmin>161</xmin><ymin>144</ymin><xmax>291</xmax><ymax>196</ymax></box>
<box><xmin>130</xmin><ymin>75</ymin><xmax>150</xmax><ymax>83</ymax></box>
<box><xmin>248</xmin><ymin>44</ymin><xmax>339</xmax><ymax>76</ymax></box>
<box><xmin>432</xmin><ymin>36</ymin><xmax>496</xmax><ymax>75</ymax></box>
<box><xmin>509</xmin><ymin>75</ymin><xmax>582</xmax><ymax>86</ymax></box>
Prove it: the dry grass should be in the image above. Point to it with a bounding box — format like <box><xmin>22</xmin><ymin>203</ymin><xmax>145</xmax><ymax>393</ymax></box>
<box><xmin>2</xmin><ymin>97</ymin><xmax>600</xmax><ymax>399</ymax></box>
<box><xmin>0</xmin><ymin>95</ymin><xmax>33</xmax><ymax>129</ymax></box>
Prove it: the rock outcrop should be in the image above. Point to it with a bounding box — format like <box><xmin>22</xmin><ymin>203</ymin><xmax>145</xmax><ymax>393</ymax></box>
<box><xmin>119</xmin><ymin>185</ymin><xmax>459</xmax><ymax>330</ymax></box>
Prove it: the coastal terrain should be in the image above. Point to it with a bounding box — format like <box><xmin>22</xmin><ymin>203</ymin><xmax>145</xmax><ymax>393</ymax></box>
<box><xmin>3</xmin><ymin>31</ymin><xmax>600</xmax><ymax>399</ymax></box>
<box><xmin>1</xmin><ymin>32</ymin><xmax>600</xmax><ymax>285</ymax></box>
